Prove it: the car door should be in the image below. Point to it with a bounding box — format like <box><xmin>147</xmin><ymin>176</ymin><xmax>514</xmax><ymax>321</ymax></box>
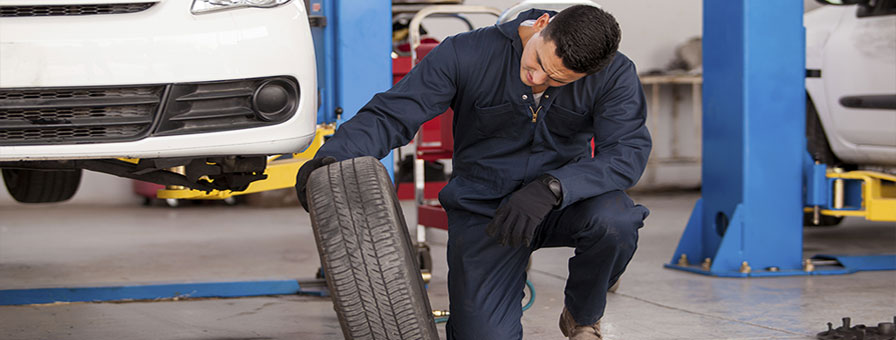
<box><xmin>822</xmin><ymin>0</ymin><xmax>896</xmax><ymax>153</ymax></box>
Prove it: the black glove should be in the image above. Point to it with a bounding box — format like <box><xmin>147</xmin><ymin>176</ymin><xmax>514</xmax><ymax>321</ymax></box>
<box><xmin>296</xmin><ymin>156</ymin><xmax>336</xmax><ymax>212</ymax></box>
<box><xmin>486</xmin><ymin>174</ymin><xmax>562</xmax><ymax>247</ymax></box>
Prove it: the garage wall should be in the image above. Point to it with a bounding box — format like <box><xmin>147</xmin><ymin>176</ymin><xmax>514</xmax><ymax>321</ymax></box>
<box><xmin>421</xmin><ymin>0</ymin><xmax>703</xmax><ymax>73</ymax></box>
<box><xmin>424</xmin><ymin>0</ymin><xmax>819</xmax><ymax>71</ymax></box>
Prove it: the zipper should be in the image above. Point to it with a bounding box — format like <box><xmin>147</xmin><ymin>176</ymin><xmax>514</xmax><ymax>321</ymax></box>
<box><xmin>528</xmin><ymin>106</ymin><xmax>542</xmax><ymax>123</ymax></box>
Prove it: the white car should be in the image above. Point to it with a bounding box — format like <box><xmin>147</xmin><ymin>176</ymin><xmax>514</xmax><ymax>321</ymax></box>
<box><xmin>0</xmin><ymin>0</ymin><xmax>317</xmax><ymax>203</ymax></box>
<box><xmin>805</xmin><ymin>0</ymin><xmax>896</xmax><ymax>169</ymax></box>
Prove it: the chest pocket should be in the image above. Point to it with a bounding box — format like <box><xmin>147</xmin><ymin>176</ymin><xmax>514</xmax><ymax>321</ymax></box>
<box><xmin>545</xmin><ymin>104</ymin><xmax>590</xmax><ymax>140</ymax></box>
<box><xmin>474</xmin><ymin>102</ymin><xmax>530</xmax><ymax>139</ymax></box>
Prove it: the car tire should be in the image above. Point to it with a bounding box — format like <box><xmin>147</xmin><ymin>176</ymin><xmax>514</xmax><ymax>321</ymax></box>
<box><xmin>806</xmin><ymin>95</ymin><xmax>840</xmax><ymax>166</ymax></box>
<box><xmin>1</xmin><ymin>168</ymin><xmax>82</xmax><ymax>203</ymax></box>
<box><xmin>306</xmin><ymin>156</ymin><xmax>439</xmax><ymax>340</ymax></box>
<box><xmin>804</xmin><ymin>95</ymin><xmax>845</xmax><ymax>227</ymax></box>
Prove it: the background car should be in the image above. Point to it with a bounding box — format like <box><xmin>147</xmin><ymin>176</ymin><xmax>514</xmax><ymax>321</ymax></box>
<box><xmin>805</xmin><ymin>0</ymin><xmax>896</xmax><ymax>171</ymax></box>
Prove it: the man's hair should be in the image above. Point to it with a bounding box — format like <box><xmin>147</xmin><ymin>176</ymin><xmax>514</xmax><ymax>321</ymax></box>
<box><xmin>541</xmin><ymin>5</ymin><xmax>621</xmax><ymax>75</ymax></box>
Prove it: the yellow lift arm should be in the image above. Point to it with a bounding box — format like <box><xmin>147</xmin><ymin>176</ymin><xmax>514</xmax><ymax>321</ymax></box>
<box><xmin>805</xmin><ymin>170</ymin><xmax>896</xmax><ymax>222</ymax></box>
<box><xmin>155</xmin><ymin>125</ymin><xmax>335</xmax><ymax>200</ymax></box>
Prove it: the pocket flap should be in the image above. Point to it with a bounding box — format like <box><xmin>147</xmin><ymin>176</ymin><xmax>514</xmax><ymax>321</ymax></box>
<box><xmin>474</xmin><ymin>102</ymin><xmax>514</xmax><ymax>115</ymax></box>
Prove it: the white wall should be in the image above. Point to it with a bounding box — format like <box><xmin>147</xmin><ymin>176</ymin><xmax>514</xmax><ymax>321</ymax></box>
<box><xmin>425</xmin><ymin>0</ymin><xmax>819</xmax><ymax>70</ymax></box>
<box><xmin>422</xmin><ymin>0</ymin><xmax>703</xmax><ymax>73</ymax></box>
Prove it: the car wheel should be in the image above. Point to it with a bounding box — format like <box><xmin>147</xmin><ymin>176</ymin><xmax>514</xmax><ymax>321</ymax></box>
<box><xmin>1</xmin><ymin>168</ymin><xmax>82</xmax><ymax>203</ymax></box>
<box><xmin>804</xmin><ymin>95</ymin><xmax>845</xmax><ymax>227</ymax></box>
<box><xmin>806</xmin><ymin>95</ymin><xmax>840</xmax><ymax>166</ymax></box>
<box><xmin>306</xmin><ymin>156</ymin><xmax>439</xmax><ymax>340</ymax></box>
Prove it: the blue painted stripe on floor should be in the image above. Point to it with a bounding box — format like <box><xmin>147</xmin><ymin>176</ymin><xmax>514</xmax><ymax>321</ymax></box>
<box><xmin>0</xmin><ymin>280</ymin><xmax>304</xmax><ymax>306</ymax></box>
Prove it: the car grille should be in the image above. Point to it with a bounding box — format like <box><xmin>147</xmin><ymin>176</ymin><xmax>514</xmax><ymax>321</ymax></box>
<box><xmin>0</xmin><ymin>3</ymin><xmax>155</xmax><ymax>17</ymax></box>
<box><xmin>0</xmin><ymin>86</ymin><xmax>163</xmax><ymax>145</ymax></box>
<box><xmin>154</xmin><ymin>77</ymin><xmax>299</xmax><ymax>137</ymax></box>
<box><xmin>0</xmin><ymin>77</ymin><xmax>300</xmax><ymax>145</ymax></box>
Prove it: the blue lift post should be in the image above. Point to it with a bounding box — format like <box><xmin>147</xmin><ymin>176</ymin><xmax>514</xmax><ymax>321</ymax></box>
<box><xmin>665</xmin><ymin>0</ymin><xmax>896</xmax><ymax>277</ymax></box>
<box><xmin>311</xmin><ymin>0</ymin><xmax>394</xmax><ymax>176</ymax></box>
<box><xmin>0</xmin><ymin>0</ymin><xmax>394</xmax><ymax>306</ymax></box>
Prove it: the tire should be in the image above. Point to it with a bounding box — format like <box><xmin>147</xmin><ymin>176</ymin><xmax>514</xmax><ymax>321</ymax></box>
<box><xmin>806</xmin><ymin>95</ymin><xmax>840</xmax><ymax>166</ymax></box>
<box><xmin>306</xmin><ymin>156</ymin><xmax>439</xmax><ymax>340</ymax></box>
<box><xmin>1</xmin><ymin>168</ymin><xmax>82</xmax><ymax>203</ymax></box>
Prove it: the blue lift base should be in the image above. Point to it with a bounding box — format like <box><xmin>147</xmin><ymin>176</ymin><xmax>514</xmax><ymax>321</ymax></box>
<box><xmin>664</xmin><ymin>254</ymin><xmax>896</xmax><ymax>278</ymax></box>
<box><xmin>665</xmin><ymin>199</ymin><xmax>896</xmax><ymax>277</ymax></box>
<box><xmin>0</xmin><ymin>279</ymin><xmax>329</xmax><ymax>306</ymax></box>
<box><xmin>666</xmin><ymin>1</ymin><xmax>894</xmax><ymax>278</ymax></box>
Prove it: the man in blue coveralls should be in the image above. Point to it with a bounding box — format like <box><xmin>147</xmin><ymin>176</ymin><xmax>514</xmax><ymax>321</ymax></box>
<box><xmin>296</xmin><ymin>5</ymin><xmax>650</xmax><ymax>340</ymax></box>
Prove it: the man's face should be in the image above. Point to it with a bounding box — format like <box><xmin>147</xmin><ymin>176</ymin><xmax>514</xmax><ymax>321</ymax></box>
<box><xmin>519</xmin><ymin>30</ymin><xmax>586</xmax><ymax>88</ymax></box>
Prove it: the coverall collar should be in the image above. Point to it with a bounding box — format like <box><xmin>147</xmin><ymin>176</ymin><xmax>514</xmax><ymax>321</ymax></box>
<box><xmin>498</xmin><ymin>8</ymin><xmax>558</xmax><ymax>53</ymax></box>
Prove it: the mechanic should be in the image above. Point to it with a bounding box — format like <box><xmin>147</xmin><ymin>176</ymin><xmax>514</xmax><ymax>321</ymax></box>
<box><xmin>296</xmin><ymin>5</ymin><xmax>650</xmax><ymax>340</ymax></box>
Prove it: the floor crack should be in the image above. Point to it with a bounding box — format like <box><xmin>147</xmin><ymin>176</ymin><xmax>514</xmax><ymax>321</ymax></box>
<box><xmin>528</xmin><ymin>269</ymin><xmax>806</xmax><ymax>337</ymax></box>
<box><xmin>612</xmin><ymin>292</ymin><xmax>805</xmax><ymax>336</ymax></box>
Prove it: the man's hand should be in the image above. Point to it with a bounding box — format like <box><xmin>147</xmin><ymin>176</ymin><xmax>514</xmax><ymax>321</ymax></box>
<box><xmin>486</xmin><ymin>174</ymin><xmax>562</xmax><ymax>247</ymax></box>
<box><xmin>296</xmin><ymin>156</ymin><xmax>337</xmax><ymax>212</ymax></box>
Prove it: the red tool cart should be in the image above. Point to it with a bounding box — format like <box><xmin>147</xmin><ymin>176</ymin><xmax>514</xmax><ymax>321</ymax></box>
<box><xmin>394</xmin><ymin>5</ymin><xmax>503</xmax><ymax>274</ymax></box>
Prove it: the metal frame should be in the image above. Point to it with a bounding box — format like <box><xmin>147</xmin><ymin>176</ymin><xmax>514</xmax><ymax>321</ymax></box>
<box><xmin>156</xmin><ymin>126</ymin><xmax>335</xmax><ymax>200</ymax></box>
<box><xmin>812</xmin><ymin>170</ymin><xmax>896</xmax><ymax>221</ymax></box>
<box><xmin>405</xmin><ymin>5</ymin><xmax>503</xmax><ymax>246</ymax></box>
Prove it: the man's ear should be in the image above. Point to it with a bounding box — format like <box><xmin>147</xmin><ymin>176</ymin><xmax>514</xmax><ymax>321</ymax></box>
<box><xmin>533</xmin><ymin>13</ymin><xmax>551</xmax><ymax>31</ymax></box>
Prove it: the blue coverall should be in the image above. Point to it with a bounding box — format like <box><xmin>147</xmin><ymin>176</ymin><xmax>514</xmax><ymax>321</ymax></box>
<box><xmin>315</xmin><ymin>9</ymin><xmax>651</xmax><ymax>339</ymax></box>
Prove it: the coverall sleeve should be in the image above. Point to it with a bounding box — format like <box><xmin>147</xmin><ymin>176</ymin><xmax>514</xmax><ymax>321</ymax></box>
<box><xmin>314</xmin><ymin>37</ymin><xmax>459</xmax><ymax>161</ymax></box>
<box><xmin>546</xmin><ymin>60</ymin><xmax>652</xmax><ymax>209</ymax></box>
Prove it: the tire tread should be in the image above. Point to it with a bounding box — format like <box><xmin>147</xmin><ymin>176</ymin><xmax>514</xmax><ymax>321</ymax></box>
<box><xmin>307</xmin><ymin>157</ymin><xmax>438</xmax><ymax>340</ymax></box>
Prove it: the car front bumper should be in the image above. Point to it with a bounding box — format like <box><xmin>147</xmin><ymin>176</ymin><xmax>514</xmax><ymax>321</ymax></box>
<box><xmin>0</xmin><ymin>0</ymin><xmax>317</xmax><ymax>160</ymax></box>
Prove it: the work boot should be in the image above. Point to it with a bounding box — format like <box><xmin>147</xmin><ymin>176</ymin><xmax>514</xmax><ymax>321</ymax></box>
<box><xmin>559</xmin><ymin>307</ymin><xmax>602</xmax><ymax>339</ymax></box>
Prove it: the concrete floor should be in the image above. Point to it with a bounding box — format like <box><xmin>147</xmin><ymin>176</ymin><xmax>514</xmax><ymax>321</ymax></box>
<box><xmin>1</xmin><ymin>191</ymin><xmax>894</xmax><ymax>340</ymax></box>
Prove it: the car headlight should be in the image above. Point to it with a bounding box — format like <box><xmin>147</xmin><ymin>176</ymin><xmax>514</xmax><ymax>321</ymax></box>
<box><xmin>191</xmin><ymin>0</ymin><xmax>292</xmax><ymax>14</ymax></box>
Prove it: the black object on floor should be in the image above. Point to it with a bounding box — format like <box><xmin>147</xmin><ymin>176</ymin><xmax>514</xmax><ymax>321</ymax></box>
<box><xmin>817</xmin><ymin>316</ymin><xmax>896</xmax><ymax>340</ymax></box>
<box><xmin>306</xmin><ymin>156</ymin><xmax>439</xmax><ymax>340</ymax></box>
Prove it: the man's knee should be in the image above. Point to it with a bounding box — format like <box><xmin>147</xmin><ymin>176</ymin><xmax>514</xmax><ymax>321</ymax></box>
<box><xmin>577</xmin><ymin>191</ymin><xmax>648</xmax><ymax>247</ymax></box>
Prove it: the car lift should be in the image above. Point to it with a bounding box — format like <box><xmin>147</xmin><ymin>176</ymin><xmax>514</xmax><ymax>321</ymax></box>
<box><xmin>663</xmin><ymin>0</ymin><xmax>896</xmax><ymax>278</ymax></box>
<box><xmin>153</xmin><ymin>125</ymin><xmax>334</xmax><ymax>201</ymax></box>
